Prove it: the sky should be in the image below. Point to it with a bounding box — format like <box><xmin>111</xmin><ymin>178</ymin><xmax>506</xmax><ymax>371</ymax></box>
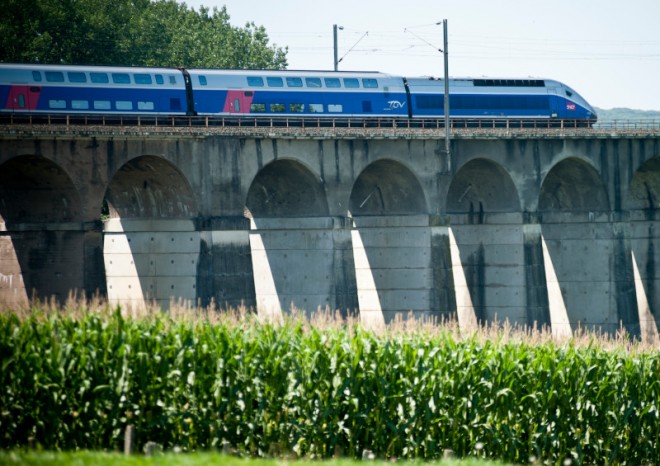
<box><xmin>183</xmin><ymin>0</ymin><xmax>660</xmax><ymax>110</ymax></box>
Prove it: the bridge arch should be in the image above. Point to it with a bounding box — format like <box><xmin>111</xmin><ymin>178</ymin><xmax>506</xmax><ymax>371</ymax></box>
<box><xmin>246</xmin><ymin>159</ymin><xmax>328</xmax><ymax>218</ymax></box>
<box><xmin>349</xmin><ymin>159</ymin><xmax>427</xmax><ymax>216</ymax></box>
<box><xmin>347</xmin><ymin>159</ymin><xmax>430</xmax><ymax>325</ymax></box>
<box><xmin>0</xmin><ymin>155</ymin><xmax>82</xmax><ymax>224</ymax></box>
<box><xmin>538</xmin><ymin>157</ymin><xmax>619</xmax><ymax>335</ymax></box>
<box><xmin>626</xmin><ymin>157</ymin><xmax>660</xmax><ymax>341</ymax></box>
<box><xmin>104</xmin><ymin>155</ymin><xmax>197</xmax><ymax>219</ymax></box>
<box><xmin>444</xmin><ymin>158</ymin><xmax>523</xmax><ymax>327</ymax></box>
<box><xmin>0</xmin><ymin>155</ymin><xmax>83</xmax><ymax>306</ymax></box>
<box><xmin>539</xmin><ymin>157</ymin><xmax>609</xmax><ymax>212</ymax></box>
<box><xmin>245</xmin><ymin>159</ymin><xmax>343</xmax><ymax>318</ymax></box>
<box><xmin>627</xmin><ymin>157</ymin><xmax>660</xmax><ymax>215</ymax></box>
<box><xmin>446</xmin><ymin>158</ymin><xmax>520</xmax><ymax>215</ymax></box>
<box><xmin>102</xmin><ymin>155</ymin><xmax>199</xmax><ymax>310</ymax></box>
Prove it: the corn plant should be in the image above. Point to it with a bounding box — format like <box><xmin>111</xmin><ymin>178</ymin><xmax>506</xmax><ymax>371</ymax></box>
<box><xmin>0</xmin><ymin>306</ymin><xmax>658</xmax><ymax>465</ymax></box>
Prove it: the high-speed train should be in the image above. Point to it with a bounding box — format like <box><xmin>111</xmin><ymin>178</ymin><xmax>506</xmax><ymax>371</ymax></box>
<box><xmin>0</xmin><ymin>63</ymin><xmax>597</xmax><ymax>123</ymax></box>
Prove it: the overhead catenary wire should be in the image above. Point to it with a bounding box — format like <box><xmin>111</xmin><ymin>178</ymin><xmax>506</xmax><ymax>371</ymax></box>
<box><xmin>269</xmin><ymin>28</ymin><xmax>660</xmax><ymax>62</ymax></box>
<box><xmin>337</xmin><ymin>30</ymin><xmax>369</xmax><ymax>65</ymax></box>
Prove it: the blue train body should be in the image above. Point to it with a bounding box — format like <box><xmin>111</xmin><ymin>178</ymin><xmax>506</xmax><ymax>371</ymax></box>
<box><xmin>0</xmin><ymin>63</ymin><xmax>597</xmax><ymax>122</ymax></box>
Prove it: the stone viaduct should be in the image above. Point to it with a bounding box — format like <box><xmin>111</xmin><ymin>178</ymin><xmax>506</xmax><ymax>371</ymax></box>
<box><xmin>1</xmin><ymin>122</ymin><xmax>659</xmax><ymax>339</ymax></box>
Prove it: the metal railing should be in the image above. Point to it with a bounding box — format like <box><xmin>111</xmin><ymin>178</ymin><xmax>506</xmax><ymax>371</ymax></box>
<box><xmin>592</xmin><ymin>119</ymin><xmax>660</xmax><ymax>130</ymax></box>
<box><xmin>1</xmin><ymin>113</ymin><xmax>659</xmax><ymax>132</ymax></box>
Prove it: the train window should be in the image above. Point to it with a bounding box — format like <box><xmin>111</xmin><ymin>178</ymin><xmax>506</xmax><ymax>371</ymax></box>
<box><xmin>91</xmin><ymin>73</ymin><xmax>109</xmax><ymax>83</ymax></box>
<box><xmin>250</xmin><ymin>103</ymin><xmax>266</xmax><ymax>112</ymax></box>
<box><xmin>71</xmin><ymin>100</ymin><xmax>89</xmax><ymax>110</ymax></box>
<box><xmin>247</xmin><ymin>77</ymin><xmax>264</xmax><ymax>87</ymax></box>
<box><xmin>116</xmin><ymin>101</ymin><xmax>133</xmax><ymax>110</ymax></box>
<box><xmin>328</xmin><ymin>104</ymin><xmax>343</xmax><ymax>112</ymax></box>
<box><xmin>155</xmin><ymin>75</ymin><xmax>164</xmax><ymax>85</ymax></box>
<box><xmin>309</xmin><ymin>103</ymin><xmax>324</xmax><ymax>112</ymax></box>
<box><xmin>138</xmin><ymin>101</ymin><xmax>155</xmax><ymax>110</ymax></box>
<box><xmin>473</xmin><ymin>78</ymin><xmax>545</xmax><ymax>87</ymax></box>
<box><xmin>48</xmin><ymin>99</ymin><xmax>66</xmax><ymax>109</ymax></box>
<box><xmin>267</xmin><ymin>77</ymin><xmax>284</xmax><ymax>87</ymax></box>
<box><xmin>198</xmin><ymin>76</ymin><xmax>207</xmax><ymax>86</ymax></box>
<box><xmin>286</xmin><ymin>77</ymin><xmax>303</xmax><ymax>87</ymax></box>
<box><xmin>325</xmin><ymin>78</ymin><xmax>341</xmax><ymax>88</ymax></box>
<box><xmin>112</xmin><ymin>73</ymin><xmax>131</xmax><ymax>84</ymax></box>
<box><xmin>32</xmin><ymin>71</ymin><xmax>42</xmax><ymax>82</ymax></box>
<box><xmin>234</xmin><ymin>100</ymin><xmax>240</xmax><ymax>112</ymax></box>
<box><xmin>290</xmin><ymin>103</ymin><xmax>304</xmax><ymax>112</ymax></box>
<box><xmin>45</xmin><ymin>71</ymin><xmax>65</xmax><ymax>82</ymax></box>
<box><xmin>169</xmin><ymin>76</ymin><xmax>177</xmax><ymax>85</ymax></box>
<box><xmin>306</xmin><ymin>78</ymin><xmax>322</xmax><ymax>88</ymax></box>
<box><xmin>94</xmin><ymin>101</ymin><xmax>111</xmax><ymax>110</ymax></box>
<box><xmin>344</xmin><ymin>78</ymin><xmax>359</xmax><ymax>88</ymax></box>
<box><xmin>565</xmin><ymin>90</ymin><xmax>573</xmax><ymax>97</ymax></box>
<box><xmin>170</xmin><ymin>98</ymin><xmax>181</xmax><ymax>110</ymax></box>
<box><xmin>270</xmin><ymin>103</ymin><xmax>285</xmax><ymax>112</ymax></box>
<box><xmin>68</xmin><ymin>72</ymin><xmax>87</xmax><ymax>83</ymax></box>
<box><xmin>134</xmin><ymin>74</ymin><xmax>152</xmax><ymax>85</ymax></box>
<box><xmin>17</xmin><ymin>95</ymin><xmax>25</xmax><ymax>108</ymax></box>
<box><xmin>362</xmin><ymin>78</ymin><xmax>378</xmax><ymax>88</ymax></box>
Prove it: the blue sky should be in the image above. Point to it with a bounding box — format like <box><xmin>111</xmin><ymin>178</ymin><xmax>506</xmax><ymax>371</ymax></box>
<box><xmin>183</xmin><ymin>0</ymin><xmax>660</xmax><ymax>110</ymax></box>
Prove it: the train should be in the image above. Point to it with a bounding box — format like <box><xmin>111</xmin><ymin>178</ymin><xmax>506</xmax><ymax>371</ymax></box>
<box><xmin>0</xmin><ymin>63</ymin><xmax>597</xmax><ymax>124</ymax></box>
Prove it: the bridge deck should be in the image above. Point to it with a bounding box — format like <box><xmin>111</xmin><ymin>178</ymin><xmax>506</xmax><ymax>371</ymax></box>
<box><xmin>0</xmin><ymin>115</ymin><xmax>660</xmax><ymax>139</ymax></box>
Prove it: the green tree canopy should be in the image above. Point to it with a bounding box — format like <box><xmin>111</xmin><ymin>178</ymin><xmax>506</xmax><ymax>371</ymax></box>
<box><xmin>0</xmin><ymin>0</ymin><xmax>288</xmax><ymax>69</ymax></box>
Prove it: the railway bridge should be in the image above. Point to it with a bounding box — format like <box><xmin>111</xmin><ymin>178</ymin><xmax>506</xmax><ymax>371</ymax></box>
<box><xmin>1</xmin><ymin>119</ymin><xmax>659</xmax><ymax>339</ymax></box>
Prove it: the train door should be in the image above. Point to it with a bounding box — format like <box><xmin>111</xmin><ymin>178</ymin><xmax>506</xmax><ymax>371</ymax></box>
<box><xmin>6</xmin><ymin>86</ymin><xmax>40</xmax><ymax>111</ymax></box>
<box><xmin>223</xmin><ymin>90</ymin><xmax>254</xmax><ymax>114</ymax></box>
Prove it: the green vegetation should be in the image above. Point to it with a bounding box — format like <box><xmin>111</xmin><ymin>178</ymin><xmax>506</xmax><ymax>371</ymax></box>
<box><xmin>0</xmin><ymin>0</ymin><xmax>287</xmax><ymax>69</ymax></box>
<box><xmin>0</xmin><ymin>452</ymin><xmax>508</xmax><ymax>466</ymax></box>
<box><xmin>0</xmin><ymin>303</ymin><xmax>658</xmax><ymax>465</ymax></box>
<box><xmin>595</xmin><ymin>107</ymin><xmax>660</xmax><ymax>121</ymax></box>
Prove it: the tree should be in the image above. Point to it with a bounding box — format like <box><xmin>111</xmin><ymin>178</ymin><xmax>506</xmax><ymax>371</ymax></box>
<box><xmin>0</xmin><ymin>0</ymin><xmax>288</xmax><ymax>69</ymax></box>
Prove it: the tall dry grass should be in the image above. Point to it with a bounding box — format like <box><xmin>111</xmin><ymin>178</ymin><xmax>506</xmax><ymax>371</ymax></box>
<box><xmin>3</xmin><ymin>292</ymin><xmax>657</xmax><ymax>354</ymax></box>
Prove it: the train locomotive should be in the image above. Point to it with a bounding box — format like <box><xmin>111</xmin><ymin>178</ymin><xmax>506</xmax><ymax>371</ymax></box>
<box><xmin>0</xmin><ymin>63</ymin><xmax>597</xmax><ymax>124</ymax></box>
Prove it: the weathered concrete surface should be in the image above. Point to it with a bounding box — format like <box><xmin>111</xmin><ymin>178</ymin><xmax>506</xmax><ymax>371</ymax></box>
<box><xmin>1</xmin><ymin>126</ymin><xmax>659</xmax><ymax>338</ymax></box>
<box><xmin>103</xmin><ymin>218</ymin><xmax>199</xmax><ymax>310</ymax></box>
<box><xmin>353</xmin><ymin>215</ymin><xmax>435</xmax><ymax>325</ymax></box>
<box><xmin>249</xmin><ymin>216</ymin><xmax>357</xmax><ymax>318</ymax></box>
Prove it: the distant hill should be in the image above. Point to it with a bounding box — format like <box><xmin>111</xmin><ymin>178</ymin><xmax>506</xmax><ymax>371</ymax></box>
<box><xmin>595</xmin><ymin>107</ymin><xmax>660</xmax><ymax>121</ymax></box>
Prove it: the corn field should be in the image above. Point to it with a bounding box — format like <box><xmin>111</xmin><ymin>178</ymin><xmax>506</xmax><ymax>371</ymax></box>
<box><xmin>0</xmin><ymin>303</ymin><xmax>658</xmax><ymax>465</ymax></box>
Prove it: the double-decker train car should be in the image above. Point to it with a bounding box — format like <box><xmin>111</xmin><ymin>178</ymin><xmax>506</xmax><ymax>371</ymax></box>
<box><xmin>186</xmin><ymin>69</ymin><xmax>409</xmax><ymax>118</ymax></box>
<box><xmin>0</xmin><ymin>63</ymin><xmax>597</xmax><ymax>123</ymax></box>
<box><xmin>0</xmin><ymin>64</ymin><xmax>190</xmax><ymax>115</ymax></box>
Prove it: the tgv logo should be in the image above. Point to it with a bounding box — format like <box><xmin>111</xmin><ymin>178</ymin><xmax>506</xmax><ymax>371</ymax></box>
<box><xmin>388</xmin><ymin>100</ymin><xmax>406</xmax><ymax>109</ymax></box>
